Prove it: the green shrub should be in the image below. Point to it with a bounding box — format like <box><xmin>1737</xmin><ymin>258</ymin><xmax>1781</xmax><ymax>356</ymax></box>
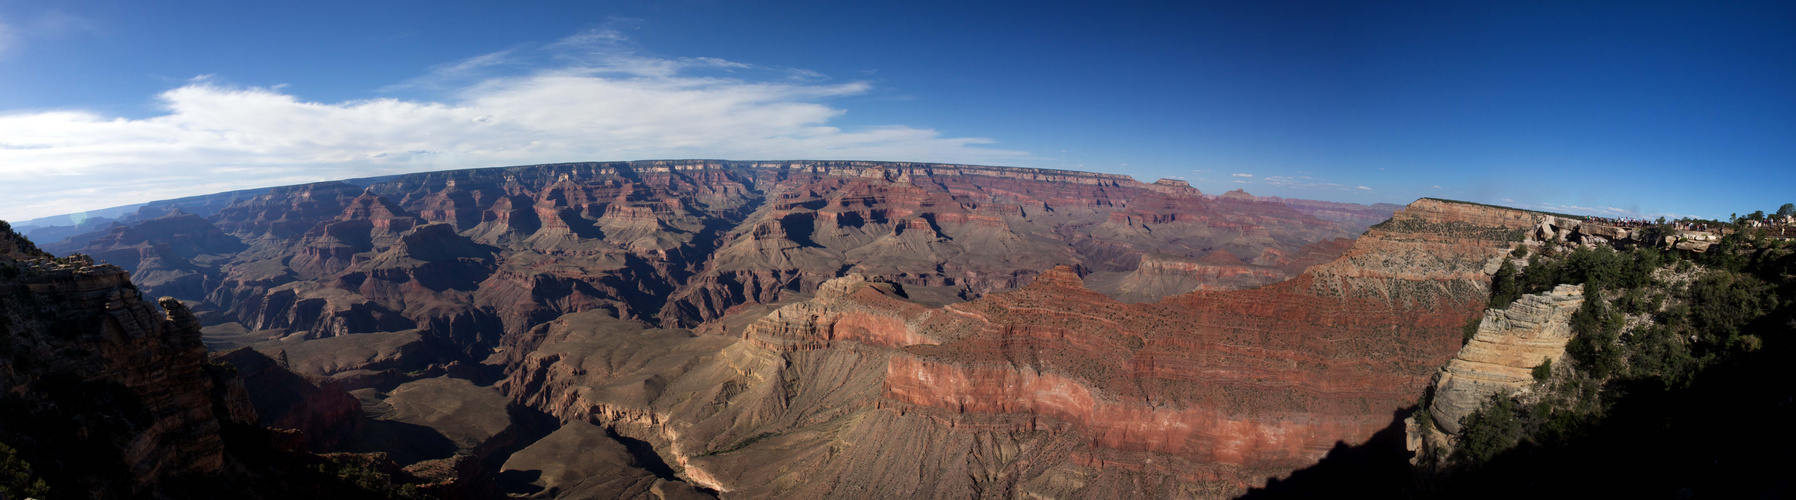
<box><xmin>1687</xmin><ymin>270</ymin><xmax>1770</xmax><ymax>345</ymax></box>
<box><xmin>1567</xmin><ymin>283</ymin><xmax>1624</xmax><ymax>378</ymax></box>
<box><xmin>1489</xmin><ymin>259</ymin><xmax>1520</xmax><ymax>309</ymax></box>
<box><xmin>1532</xmin><ymin>358</ymin><xmax>1553</xmax><ymax>382</ymax></box>
<box><xmin>1454</xmin><ymin>393</ymin><xmax>1522</xmax><ymax>467</ymax></box>
<box><xmin>0</xmin><ymin>442</ymin><xmax>50</xmax><ymax>500</ymax></box>
<box><xmin>1616</xmin><ymin>288</ymin><xmax>1640</xmax><ymax>313</ymax></box>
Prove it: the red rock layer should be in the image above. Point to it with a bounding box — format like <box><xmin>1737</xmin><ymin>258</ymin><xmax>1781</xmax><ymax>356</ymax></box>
<box><xmin>710</xmin><ymin>198</ymin><xmax>1538</xmax><ymax>494</ymax></box>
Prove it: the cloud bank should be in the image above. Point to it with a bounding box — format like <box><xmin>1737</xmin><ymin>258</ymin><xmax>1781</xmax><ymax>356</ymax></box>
<box><xmin>0</xmin><ymin>29</ymin><xmax>1026</xmax><ymax>220</ymax></box>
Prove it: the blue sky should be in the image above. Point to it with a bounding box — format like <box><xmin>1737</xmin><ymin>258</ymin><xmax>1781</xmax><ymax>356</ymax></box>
<box><xmin>1</xmin><ymin>1</ymin><xmax>1792</xmax><ymax>221</ymax></box>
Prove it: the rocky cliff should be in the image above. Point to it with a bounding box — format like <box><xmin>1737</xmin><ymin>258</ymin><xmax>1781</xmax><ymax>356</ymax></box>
<box><xmin>0</xmin><ymin>223</ymin><xmax>244</xmax><ymax>497</ymax></box>
<box><xmin>1</xmin><ymin>221</ymin><xmax>513</xmax><ymax>498</ymax></box>
<box><xmin>1425</xmin><ymin>285</ymin><xmax>1583</xmax><ymax>436</ymax></box>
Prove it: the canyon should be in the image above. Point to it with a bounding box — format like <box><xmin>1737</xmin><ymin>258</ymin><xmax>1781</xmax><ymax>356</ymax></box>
<box><xmin>3</xmin><ymin>160</ymin><xmax>1618</xmax><ymax>498</ymax></box>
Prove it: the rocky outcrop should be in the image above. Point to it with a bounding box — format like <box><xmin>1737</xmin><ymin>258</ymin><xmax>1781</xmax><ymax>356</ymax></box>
<box><xmin>0</xmin><ymin>220</ymin><xmax>48</xmax><ymax>262</ymax></box>
<box><xmin>1426</xmin><ymin>284</ymin><xmax>1582</xmax><ymax>435</ymax></box>
<box><xmin>1301</xmin><ymin>198</ymin><xmax>1532</xmax><ymax>307</ymax></box>
<box><xmin>1524</xmin><ymin>213</ymin><xmax>1716</xmax><ymax>253</ymax></box>
<box><xmin>0</xmin><ymin>225</ymin><xmax>252</xmax><ymax>497</ymax></box>
<box><xmin>1148</xmin><ymin>178</ymin><xmax>1202</xmax><ymax>197</ymax></box>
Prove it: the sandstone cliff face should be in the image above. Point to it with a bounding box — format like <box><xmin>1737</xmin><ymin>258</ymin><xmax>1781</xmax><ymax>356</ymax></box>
<box><xmin>1422</xmin><ymin>282</ymin><xmax>1580</xmax><ymax>438</ymax></box>
<box><xmin>487</xmin><ymin>197</ymin><xmax>1550</xmax><ymax>498</ymax></box>
<box><xmin>0</xmin><ymin>226</ymin><xmax>250</xmax><ymax>497</ymax></box>
<box><xmin>1425</xmin><ymin>284</ymin><xmax>1583</xmax><ymax>435</ymax></box>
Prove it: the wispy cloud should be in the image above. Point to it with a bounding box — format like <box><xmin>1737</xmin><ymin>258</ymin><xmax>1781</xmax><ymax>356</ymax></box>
<box><xmin>0</xmin><ymin>28</ymin><xmax>1027</xmax><ymax>220</ymax></box>
<box><xmin>1259</xmin><ymin>174</ymin><xmax>1364</xmax><ymax>192</ymax></box>
<box><xmin>550</xmin><ymin>26</ymin><xmax>631</xmax><ymax>49</ymax></box>
<box><xmin>693</xmin><ymin>57</ymin><xmax>753</xmax><ymax>70</ymax></box>
<box><xmin>1357</xmin><ymin>186</ymin><xmax>1371</xmax><ymax>191</ymax></box>
<box><xmin>1232</xmin><ymin>173</ymin><xmax>1253</xmax><ymax>178</ymax></box>
<box><xmin>382</xmin><ymin>50</ymin><xmax>518</xmax><ymax>92</ymax></box>
<box><xmin>0</xmin><ymin>10</ymin><xmax>100</xmax><ymax>57</ymax></box>
<box><xmin>0</xmin><ymin>18</ymin><xmax>15</xmax><ymax>55</ymax></box>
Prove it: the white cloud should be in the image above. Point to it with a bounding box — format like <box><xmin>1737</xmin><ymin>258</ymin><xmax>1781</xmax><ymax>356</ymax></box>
<box><xmin>1232</xmin><ymin>173</ymin><xmax>1253</xmax><ymax>178</ymax></box>
<box><xmin>0</xmin><ymin>34</ymin><xmax>1026</xmax><ymax>220</ymax></box>
<box><xmin>1432</xmin><ymin>185</ymin><xmax>1441</xmax><ymax>189</ymax></box>
<box><xmin>1356</xmin><ymin>186</ymin><xmax>1371</xmax><ymax>190</ymax></box>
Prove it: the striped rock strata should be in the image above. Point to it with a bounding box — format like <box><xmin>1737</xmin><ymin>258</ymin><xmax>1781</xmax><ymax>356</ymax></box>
<box><xmin>1428</xmin><ymin>284</ymin><xmax>1584</xmax><ymax>434</ymax></box>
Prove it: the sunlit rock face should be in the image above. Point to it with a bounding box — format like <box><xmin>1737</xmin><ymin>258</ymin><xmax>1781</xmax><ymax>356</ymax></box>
<box><xmin>1428</xmin><ymin>284</ymin><xmax>1583</xmax><ymax>435</ymax></box>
